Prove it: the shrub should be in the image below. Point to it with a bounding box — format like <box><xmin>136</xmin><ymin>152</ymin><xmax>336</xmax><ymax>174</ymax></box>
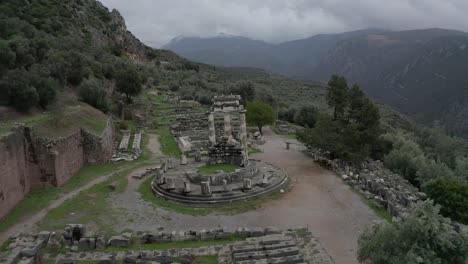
<box><xmin>425</xmin><ymin>179</ymin><xmax>468</xmax><ymax>224</ymax></box>
<box><xmin>358</xmin><ymin>200</ymin><xmax>468</xmax><ymax>264</ymax></box>
<box><xmin>78</xmin><ymin>77</ymin><xmax>109</xmax><ymax>112</ymax></box>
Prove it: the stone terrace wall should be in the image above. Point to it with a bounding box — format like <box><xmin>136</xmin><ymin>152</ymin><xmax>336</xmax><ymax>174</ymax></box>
<box><xmin>0</xmin><ymin>118</ymin><xmax>115</xmax><ymax>220</ymax></box>
<box><xmin>46</xmin><ymin>130</ymin><xmax>85</xmax><ymax>187</ymax></box>
<box><xmin>83</xmin><ymin>119</ymin><xmax>115</xmax><ymax>164</ymax></box>
<box><xmin>0</xmin><ymin>127</ymin><xmax>31</xmax><ymax>220</ymax></box>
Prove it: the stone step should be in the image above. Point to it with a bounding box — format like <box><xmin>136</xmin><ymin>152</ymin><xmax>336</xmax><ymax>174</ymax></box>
<box><xmin>233</xmin><ymin>246</ymin><xmax>300</xmax><ymax>261</ymax></box>
<box><xmin>235</xmin><ymin>255</ymin><xmax>304</xmax><ymax>264</ymax></box>
<box><xmin>232</xmin><ymin>241</ymin><xmax>296</xmax><ymax>254</ymax></box>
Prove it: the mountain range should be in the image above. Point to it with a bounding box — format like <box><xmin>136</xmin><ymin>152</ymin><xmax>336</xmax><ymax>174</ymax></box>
<box><xmin>163</xmin><ymin>29</ymin><xmax>468</xmax><ymax>136</ymax></box>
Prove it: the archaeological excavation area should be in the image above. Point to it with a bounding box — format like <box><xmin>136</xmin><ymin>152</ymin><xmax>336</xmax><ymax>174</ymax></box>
<box><xmin>0</xmin><ymin>93</ymin><xmax>386</xmax><ymax>264</ymax></box>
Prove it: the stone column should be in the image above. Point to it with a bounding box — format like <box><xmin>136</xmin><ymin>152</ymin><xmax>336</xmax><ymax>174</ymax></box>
<box><xmin>239</xmin><ymin>110</ymin><xmax>249</xmax><ymax>164</ymax></box>
<box><xmin>208</xmin><ymin>112</ymin><xmax>216</xmax><ymax>146</ymax></box>
<box><xmin>223</xmin><ymin>112</ymin><xmax>232</xmax><ymax>138</ymax></box>
<box><xmin>183</xmin><ymin>181</ymin><xmax>191</xmax><ymax>193</ymax></box>
<box><xmin>201</xmin><ymin>181</ymin><xmax>211</xmax><ymax>196</ymax></box>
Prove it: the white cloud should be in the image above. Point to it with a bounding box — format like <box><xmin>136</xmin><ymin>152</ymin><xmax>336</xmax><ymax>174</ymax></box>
<box><xmin>98</xmin><ymin>0</ymin><xmax>468</xmax><ymax>47</ymax></box>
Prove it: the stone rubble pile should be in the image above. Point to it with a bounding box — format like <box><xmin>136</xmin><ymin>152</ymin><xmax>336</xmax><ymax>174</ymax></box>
<box><xmin>3</xmin><ymin>227</ymin><xmax>335</xmax><ymax>264</ymax></box>
<box><xmin>310</xmin><ymin>150</ymin><xmax>425</xmax><ymax>217</ymax></box>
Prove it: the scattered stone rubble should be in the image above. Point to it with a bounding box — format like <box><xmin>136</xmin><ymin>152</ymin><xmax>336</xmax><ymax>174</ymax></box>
<box><xmin>309</xmin><ymin>150</ymin><xmax>425</xmax><ymax>217</ymax></box>
<box><xmin>1</xmin><ymin>226</ymin><xmax>334</xmax><ymax>264</ymax></box>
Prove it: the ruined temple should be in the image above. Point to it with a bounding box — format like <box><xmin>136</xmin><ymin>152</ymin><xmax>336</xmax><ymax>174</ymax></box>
<box><xmin>207</xmin><ymin>95</ymin><xmax>248</xmax><ymax>167</ymax></box>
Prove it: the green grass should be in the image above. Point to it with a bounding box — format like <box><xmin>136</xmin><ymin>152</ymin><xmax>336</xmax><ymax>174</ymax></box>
<box><xmin>0</xmin><ymin>238</ymin><xmax>12</xmax><ymax>252</ymax></box>
<box><xmin>138</xmin><ymin>177</ymin><xmax>288</xmax><ymax>216</ymax></box>
<box><xmin>195</xmin><ymin>256</ymin><xmax>218</xmax><ymax>264</ymax></box>
<box><xmin>0</xmin><ymin>114</ymin><xmax>50</xmax><ymax>135</ymax></box>
<box><xmin>156</xmin><ymin>126</ymin><xmax>181</xmax><ymax>158</ymax></box>
<box><xmin>38</xmin><ymin>161</ymin><xmax>152</xmax><ymax>232</ymax></box>
<box><xmin>123</xmin><ymin>120</ymin><xmax>138</xmax><ymax>131</ymax></box>
<box><xmin>351</xmin><ymin>189</ymin><xmax>392</xmax><ymax>222</ymax></box>
<box><xmin>198</xmin><ymin>164</ymin><xmax>237</xmax><ymax>175</ymax></box>
<box><xmin>286</xmin><ymin>134</ymin><xmax>297</xmax><ymax>139</ymax></box>
<box><xmin>248</xmin><ymin>146</ymin><xmax>262</xmax><ymax>155</ymax></box>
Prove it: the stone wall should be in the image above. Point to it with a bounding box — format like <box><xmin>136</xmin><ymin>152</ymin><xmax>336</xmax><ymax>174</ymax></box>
<box><xmin>0</xmin><ymin>119</ymin><xmax>115</xmax><ymax>220</ymax></box>
<box><xmin>82</xmin><ymin>119</ymin><xmax>115</xmax><ymax>164</ymax></box>
<box><xmin>0</xmin><ymin>127</ymin><xmax>31</xmax><ymax>220</ymax></box>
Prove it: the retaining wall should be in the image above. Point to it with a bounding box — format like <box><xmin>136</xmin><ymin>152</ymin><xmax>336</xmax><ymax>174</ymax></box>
<box><xmin>0</xmin><ymin>119</ymin><xmax>115</xmax><ymax>220</ymax></box>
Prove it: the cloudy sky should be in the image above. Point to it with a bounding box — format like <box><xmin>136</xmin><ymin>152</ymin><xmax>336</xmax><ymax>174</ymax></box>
<box><xmin>99</xmin><ymin>0</ymin><xmax>468</xmax><ymax>48</ymax></box>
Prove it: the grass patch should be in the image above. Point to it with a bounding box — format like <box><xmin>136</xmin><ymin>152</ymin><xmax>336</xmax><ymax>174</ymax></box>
<box><xmin>351</xmin><ymin>189</ymin><xmax>392</xmax><ymax>222</ymax></box>
<box><xmin>248</xmin><ymin>146</ymin><xmax>262</xmax><ymax>155</ymax></box>
<box><xmin>38</xmin><ymin>161</ymin><xmax>151</xmax><ymax>232</ymax></box>
<box><xmin>156</xmin><ymin>126</ymin><xmax>181</xmax><ymax>158</ymax></box>
<box><xmin>287</xmin><ymin>134</ymin><xmax>297</xmax><ymax>139</ymax></box>
<box><xmin>0</xmin><ymin>238</ymin><xmax>12</xmax><ymax>252</ymax></box>
<box><xmin>195</xmin><ymin>256</ymin><xmax>218</xmax><ymax>264</ymax></box>
<box><xmin>198</xmin><ymin>164</ymin><xmax>237</xmax><ymax>175</ymax></box>
<box><xmin>138</xmin><ymin>177</ymin><xmax>287</xmax><ymax>216</ymax></box>
<box><xmin>123</xmin><ymin>120</ymin><xmax>138</xmax><ymax>131</ymax></box>
<box><xmin>0</xmin><ymin>103</ymin><xmax>108</xmax><ymax>138</ymax></box>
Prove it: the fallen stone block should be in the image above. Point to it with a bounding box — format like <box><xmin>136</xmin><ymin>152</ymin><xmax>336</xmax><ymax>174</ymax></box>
<box><xmin>250</xmin><ymin>228</ymin><xmax>265</xmax><ymax>237</ymax></box>
<box><xmin>108</xmin><ymin>235</ymin><xmax>131</xmax><ymax>247</ymax></box>
<box><xmin>19</xmin><ymin>248</ymin><xmax>37</xmax><ymax>258</ymax></box>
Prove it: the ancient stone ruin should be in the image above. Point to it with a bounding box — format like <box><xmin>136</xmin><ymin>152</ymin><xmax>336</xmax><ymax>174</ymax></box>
<box><xmin>1</xmin><ymin>225</ymin><xmax>334</xmax><ymax>264</ymax></box>
<box><xmin>151</xmin><ymin>95</ymin><xmax>288</xmax><ymax>206</ymax></box>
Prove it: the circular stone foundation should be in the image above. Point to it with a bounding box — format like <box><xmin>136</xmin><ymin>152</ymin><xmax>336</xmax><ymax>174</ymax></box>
<box><xmin>151</xmin><ymin>159</ymin><xmax>288</xmax><ymax>206</ymax></box>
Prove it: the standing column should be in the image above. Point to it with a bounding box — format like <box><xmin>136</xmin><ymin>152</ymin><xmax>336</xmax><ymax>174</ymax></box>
<box><xmin>239</xmin><ymin>110</ymin><xmax>249</xmax><ymax>164</ymax></box>
<box><xmin>208</xmin><ymin>112</ymin><xmax>216</xmax><ymax>146</ymax></box>
<box><xmin>224</xmin><ymin>112</ymin><xmax>232</xmax><ymax>138</ymax></box>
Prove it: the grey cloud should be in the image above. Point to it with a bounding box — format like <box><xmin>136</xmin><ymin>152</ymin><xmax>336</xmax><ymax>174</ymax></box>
<box><xmin>99</xmin><ymin>0</ymin><xmax>468</xmax><ymax>47</ymax></box>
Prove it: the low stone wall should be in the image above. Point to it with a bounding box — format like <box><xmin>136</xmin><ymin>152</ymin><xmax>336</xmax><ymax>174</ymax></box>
<box><xmin>309</xmin><ymin>150</ymin><xmax>425</xmax><ymax>217</ymax></box>
<box><xmin>2</xmin><ymin>226</ymin><xmax>334</xmax><ymax>264</ymax></box>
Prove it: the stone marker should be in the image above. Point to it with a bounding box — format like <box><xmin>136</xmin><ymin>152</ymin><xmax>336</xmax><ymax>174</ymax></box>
<box><xmin>183</xmin><ymin>181</ymin><xmax>191</xmax><ymax>193</ymax></box>
<box><xmin>194</xmin><ymin>149</ymin><xmax>202</xmax><ymax>162</ymax></box>
<box><xmin>161</xmin><ymin>162</ymin><xmax>167</xmax><ymax>172</ymax></box>
<box><xmin>200</xmin><ymin>181</ymin><xmax>211</xmax><ymax>196</ymax></box>
<box><xmin>166</xmin><ymin>178</ymin><xmax>176</xmax><ymax>190</ymax></box>
<box><xmin>181</xmin><ymin>154</ymin><xmax>188</xmax><ymax>165</ymax></box>
<box><xmin>46</xmin><ymin>232</ymin><xmax>61</xmax><ymax>249</ymax></box>
<box><xmin>167</xmin><ymin>158</ymin><xmax>173</xmax><ymax>169</ymax></box>
<box><xmin>243</xmin><ymin>179</ymin><xmax>252</xmax><ymax>190</ymax></box>
<box><xmin>262</xmin><ymin>174</ymin><xmax>269</xmax><ymax>186</ymax></box>
<box><xmin>222</xmin><ymin>179</ymin><xmax>229</xmax><ymax>192</ymax></box>
<box><xmin>286</xmin><ymin>142</ymin><xmax>291</xmax><ymax>150</ymax></box>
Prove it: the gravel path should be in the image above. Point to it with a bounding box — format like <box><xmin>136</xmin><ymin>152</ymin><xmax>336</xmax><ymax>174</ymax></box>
<box><xmin>109</xmin><ymin>128</ymin><xmax>378</xmax><ymax>264</ymax></box>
